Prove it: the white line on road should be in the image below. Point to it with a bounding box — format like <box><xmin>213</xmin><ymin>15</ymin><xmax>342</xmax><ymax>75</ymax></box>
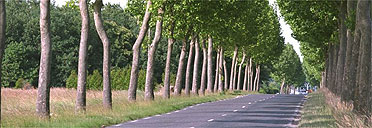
<box><xmin>222</xmin><ymin>114</ymin><xmax>227</xmax><ymax>116</ymax></box>
<box><xmin>130</xmin><ymin>120</ymin><xmax>138</xmax><ymax>123</ymax></box>
<box><xmin>242</xmin><ymin>106</ymin><xmax>246</xmax><ymax>108</ymax></box>
<box><xmin>155</xmin><ymin>115</ymin><xmax>161</xmax><ymax>117</ymax></box>
<box><xmin>190</xmin><ymin>127</ymin><xmax>195</xmax><ymax>128</ymax></box>
<box><xmin>174</xmin><ymin>110</ymin><xmax>180</xmax><ymax>113</ymax></box>
<box><xmin>248</xmin><ymin>102</ymin><xmax>251</xmax><ymax>104</ymax></box>
<box><xmin>143</xmin><ymin>117</ymin><xmax>152</xmax><ymax>120</ymax></box>
<box><xmin>115</xmin><ymin>124</ymin><xmax>122</xmax><ymax>127</ymax></box>
<box><xmin>208</xmin><ymin>119</ymin><xmax>214</xmax><ymax>122</ymax></box>
<box><xmin>166</xmin><ymin>112</ymin><xmax>172</xmax><ymax>115</ymax></box>
<box><xmin>233</xmin><ymin>110</ymin><xmax>238</xmax><ymax>112</ymax></box>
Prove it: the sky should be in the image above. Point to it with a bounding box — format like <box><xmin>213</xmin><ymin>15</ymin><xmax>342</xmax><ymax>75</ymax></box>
<box><xmin>55</xmin><ymin>0</ymin><xmax>303</xmax><ymax>62</ymax></box>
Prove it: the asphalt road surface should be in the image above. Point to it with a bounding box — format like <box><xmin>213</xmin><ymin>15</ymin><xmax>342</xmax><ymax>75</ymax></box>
<box><xmin>109</xmin><ymin>94</ymin><xmax>306</xmax><ymax>128</ymax></box>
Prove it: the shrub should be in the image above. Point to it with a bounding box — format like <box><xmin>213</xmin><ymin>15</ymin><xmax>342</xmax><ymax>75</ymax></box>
<box><xmin>66</xmin><ymin>70</ymin><xmax>78</xmax><ymax>89</ymax></box>
<box><xmin>87</xmin><ymin>70</ymin><xmax>103</xmax><ymax>90</ymax></box>
<box><xmin>111</xmin><ymin>67</ymin><xmax>128</xmax><ymax>90</ymax></box>
<box><xmin>15</xmin><ymin>78</ymin><xmax>26</xmax><ymax>89</ymax></box>
<box><xmin>137</xmin><ymin>69</ymin><xmax>146</xmax><ymax>91</ymax></box>
<box><xmin>259</xmin><ymin>81</ymin><xmax>280</xmax><ymax>94</ymax></box>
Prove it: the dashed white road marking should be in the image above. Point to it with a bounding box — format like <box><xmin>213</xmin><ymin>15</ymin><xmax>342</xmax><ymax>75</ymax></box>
<box><xmin>222</xmin><ymin>114</ymin><xmax>227</xmax><ymax>116</ymax></box>
<box><xmin>174</xmin><ymin>110</ymin><xmax>180</xmax><ymax>113</ymax></box>
<box><xmin>259</xmin><ymin>100</ymin><xmax>262</xmax><ymax>101</ymax></box>
<box><xmin>248</xmin><ymin>102</ymin><xmax>252</xmax><ymax>104</ymax></box>
<box><xmin>208</xmin><ymin>119</ymin><xmax>214</xmax><ymax>122</ymax></box>
<box><xmin>130</xmin><ymin>120</ymin><xmax>138</xmax><ymax>123</ymax></box>
<box><xmin>155</xmin><ymin>114</ymin><xmax>161</xmax><ymax>117</ymax></box>
<box><xmin>190</xmin><ymin>127</ymin><xmax>195</xmax><ymax>128</ymax></box>
<box><xmin>115</xmin><ymin>124</ymin><xmax>122</xmax><ymax>127</ymax></box>
<box><xmin>143</xmin><ymin>117</ymin><xmax>152</xmax><ymax>120</ymax></box>
<box><xmin>242</xmin><ymin>106</ymin><xmax>246</xmax><ymax>108</ymax></box>
<box><xmin>166</xmin><ymin>112</ymin><xmax>172</xmax><ymax>115</ymax></box>
<box><xmin>233</xmin><ymin>110</ymin><xmax>238</xmax><ymax>112</ymax></box>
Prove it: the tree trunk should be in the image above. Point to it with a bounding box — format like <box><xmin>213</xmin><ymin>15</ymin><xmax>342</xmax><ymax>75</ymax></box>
<box><xmin>326</xmin><ymin>43</ymin><xmax>333</xmax><ymax>90</ymax></box>
<box><xmin>192</xmin><ymin>36</ymin><xmax>200</xmax><ymax>96</ymax></box>
<box><xmin>213</xmin><ymin>47</ymin><xmax>220</xmax><ymax>93</ymax></box>
<box><xmin>206</xmin><ymin>36</ymin><xmax>214</xmax><ymax>93</ymax></box>
<box><xmin>249</xmin><ymin>58</ymin><xmax>253</xmax><ymax>91</ymax></box>
<box><xmin>343</xmin><ymin>0</ymin><xmax>356</xmax><ymax>102</ymax></box>
<box><xmin>229</xmin><ymin>46</ymin><xmax>238</xmax><ymax>90</ymax></box>
<box><xmin>256</xmin><ymin>65</ymin><xmax>261</xmax><ymax>91</ymax></box>
<box><xmin>185</xmin><ymin>36</ymin><xmax>195</xmax><ymax>96</ymax></box>
<box><xmin>336</xmin><ymin>1</ymin><xmax>347</xmax><ymax>96</ymax></box>
<box><xmin>331</xmin><ymin>44</ymin><xmax>339</xmax><ymax>94</ymax></box>
<box><xmin>75</xmin><ymin>0</ymin><xmax>89</xmax><ymax>113</ymax></box>
<box><xmin>200</xmin><ymin>39</ymin><xmax>207</xmax><ymax>95</ymax></box>
<box><xmin>163</xmin><ymin>21</ymin><xmax>175</xmax><ymax>99</ymax></box>
<box><xmin>0</xmin><ymin>0</ymin><xmax>5</xmax><ymax>122</ymax></box>
<box><xmin>355</xmin><ymin>0</ymin><xmax>371</xmax><ymax>115</ymax></box>
<box><xmin>94</xmin><ymin>0</ymin><xmax>112</xmax><ymax>109</ymax></box>
<box><xmin>243</xmin><ymin>58</ymin><xmax>249</xmax><ymax>91</ymax></box>
<box><xmin>37</xmin><ymin>0</ymin><xmax>51</xmax><ymax>118</ymax></box>
<box><xmin>218</xmin><ymin>47</ymin><xmax>224</xmax><ymax>92</ymax></box>
<box><xmin>253</xmin><ymin>65</ymin><xmax>259</xmax><ymax>91</ymax></box>
<box><xmin>144</xmin><ymin>7</ymin><xmax>164</xmax><ymax>101</ymax></box>
<box><xmin>280</xmin><ymin>79</ymin><xmax>285</xmax><ymax>94</ymax></box>
<box><xmin>174</xmin><ymin>37</ymin><xmax>189</xmax><ymax>96</ymax></box>
<box><xmin>223</xmin><ymin>56</ymin><xmax>229</xmax><ymax>90</ymax></box>
<box><xmin>237</xmin><ymin>53</ymin><xmax>246</xmax><ymax>90</ymax></box>
<box><xmin>128</xmin><ymin>0</ymin><xmax>151</xmax><ymax>101</ymax></box>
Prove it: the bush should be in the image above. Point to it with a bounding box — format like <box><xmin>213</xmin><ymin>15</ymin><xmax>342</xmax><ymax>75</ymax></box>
<box><xmin>111</xmin><ymin>67</ymin><xmax>129</xmax><ymax>90</ymax></box>
<box><xmin>66</xmin><ymin>70</ymin><xmax>78</xmax><ymax>89</ymax></box>
<box><xmin>137</xmin><ymin>69</ymin><xmax>146</xmax><ymax>91</ymax></box>
<box><xmin>87</xmin><ymin>70</ymin><xmax>103</xmax><ymax>90</ymax></box>
<box><xmin>15</xmin><ymin>78</ymin><xmax>26</xmax><ymax>89</ymax></box>
<box><xmin>259</xmin><ymin>81</ymin><xmax>280</xmax><ymax>94</ymax></box>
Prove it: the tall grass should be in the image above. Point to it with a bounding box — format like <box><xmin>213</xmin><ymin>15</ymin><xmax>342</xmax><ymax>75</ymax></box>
<box><xmin>1</xmin><ymin>88</ymin><xmax>253</xmax><ymax>127</ymax></box>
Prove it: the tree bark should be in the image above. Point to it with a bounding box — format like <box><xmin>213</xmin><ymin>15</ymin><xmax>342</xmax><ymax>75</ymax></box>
<box><xmin>229</xmin><ymin>46</ymin><xmax>238</xmax><ymax>90</ymax></box>
<box><xmin>336</xmin><ymin>0</ymin><xmax>347</xmax><ymax>96</ymax></box>
<box><xmin>213</xmin><ymin>47</ymin><xmax>220</xmax><ymax>93</ymax></box>
<box><xmin>223</xmin><ymin>56</ymin><xmax>229</xmax><ymax>90</ymax></box>
<box><xmin>163</xmin><ymin>21</ymin><xmax>175</xmax><ymax>99</ymax></box>
<box><xmin>94</xmin><ymin>0</ymin><xmax>112</xmax><ymax>109</ymax></box>
<box><xmin>37</xmin><ymin>0</ymin><xmax>51</xmax><ymax>118</ymax></box>
<box><xmin>326</xmin><ymin>43</ymin><xmax>333</xmax><ymax>90</ymax></box>
<box><xmin>256</xmin><ymin>65</ymin><xmax>261</xmax><ymax>91</ymax></box>
<box><xmin>249</xmin><ymin>58</ymin><xmax>253</xmax><ymax>91</ymax></box>
<box><xmin>128</xmin><ymin>0</ymin><xmax>151</xmax><ymax>101</ymax></box>
<box><xmin>237</xmin><ymin>53</ymin><xmax>246</xmax><ymax>90</ymax></box>
<box><xmin>253</xmin><ymin>64</ymin><xmax>259</xmax><ymax>91</ymax></box>
<box><xmin>192</xmin><ymin>36</ymin><xmax>200</xmax><ymax>95</ymax></box>
<box><xmin>206</xmin><ymin>36</ymin><xmax>214</xmax><ymax>93</ymax></box>
<box><xmin>0</xmin><ymin>0</ymin><xmax>5</xmax><ymax>123</ymax></box>
<box><xmin>185</xmin><ymin>36</ymin><xmax>195</xmax><ymax>96</ymax></box>
<box><xmin>355</xmin><ymin>0</ymin><xmax>371</xmax><ymax>115</ymax></box>
<box><xmin>280</xmin><ymin>79</ymin><xmax>285</xmax><ymax>94</ymax></box>
<box><xmin>331</xmin><ymin>44</ymin><xmax>339</xmax><ymax>94</ymax></box>
<box><xmin>200</xmin><ymin>39</ymin><xmax>207</xmax><ymax>95</ymax></box>
<box><xmin>174</xmin><ymin>36</ymin><xmax>189</xmax><ymax>96</ymax></box>
<box><xmin>343</xmin><ymin>0</ymin><xmax>356</xmax><ymax>102</ymax></box>
<box><xmin>144</xmin><ymin>7</ymin><xmax>164</xmax><ymax>101</ymax></box>
<box><xmin>218</xmin><ymin>47</ymin><xmax>224</xmax><ymax>92</ymax></box>
<box><xmin>75</xmin><ymin>0</ymin><xmax>89</xmax><ymax>113</ymax></box>
<box><xmin>243</xmin><ymin>58</ymin><xmax>249</xmax><ymax>91</ymax></box>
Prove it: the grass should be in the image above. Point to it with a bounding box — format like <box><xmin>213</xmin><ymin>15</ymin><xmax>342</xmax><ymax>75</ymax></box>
<box><xmin>299</xmin><ymin>91</ymin><xmax>337</xmax><ymax>128</ymax></box>
<box><xmin>1</xmin><ymin>88</ymin><xmax>256</xmax><ymax>127</ymax></box>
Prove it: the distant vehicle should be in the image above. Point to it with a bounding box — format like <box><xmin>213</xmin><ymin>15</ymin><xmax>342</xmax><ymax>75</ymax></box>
<box><xmin>299</xmin><ymin>87</ymin><xmax>308</xmax><ymax>95</ymax></box>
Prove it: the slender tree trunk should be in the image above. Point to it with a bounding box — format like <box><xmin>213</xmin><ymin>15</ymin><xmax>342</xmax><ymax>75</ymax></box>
<box><xmin>128</xmin><ymin>0</ymin><xmax>151</xmax><ymax>101</ymax></box>
<box><xmin>331</xmin><ymin>44</ymin><xmax>339</xmax><ymax>94</ymax></box>
<box><xmin>343</xmin><ymin>0</ymin><xmax>356</xmax><ymax>102</ymax></box>
<box><xmin>94</xmin><ymin>0</ymin><xmax>111</xmax><ymax>109</ymax></box>
<box><xmin>200</xmin><ymin>39</ymin><xmax>207</xmax><ymax>95</ymax></box>
<box><xmin>256</xmin><ymin>65</ymin><xmax>261</xmax><ymax>91</ymax></box>
<box><xmin>326</xmin><ymin>43</ymin><xmax>333</xmax><ymax>90</ymax></box>
<box><xmin>232</xmin><ymin>54</ymin><xmax>238</xmax><ymax>90</ymax></box>
<box><xmin>355</xmin><ymin>0</ymin><xmax>371</xmax><ymax>115</ymax></box>
<box><xmin>185</xmin><ymin>36</ymin><xmax>195</xmax><ymax>96</ymax></box>
<box><xmin>352</xmin><ymin>16</ymin><xmax>361</xmax><ymax>112</ymax></box>
<box><xmin>213</xmin><ymin>47</ymin><xmax>220</xmax><ymax>93</ymax></box>
<box><xmin>253</xmin><ymin>65</ymin><xmax>259</xmax><ymax>91</ymax></box>
<box><xmin>163</xmin><ymin>22</ymin><xmax>175</xmax><ymax>99</ymax></box>
<box><xmin>206</xmin><ymin>36</ymin><xmax>214</xmax><ymax>93</ymax></box>
<box><xmin>249</xmin><ymin>58</ymin><xmax>253</xmax><ymax>91</ymax></box>
<box><xmin>174</xmin><ymin>37</ymin><xmax>189</xmax><ymax>95</ymax></box>
<box><xmin>218</xmin><ymin>47</ymin><xmax>224</xmax><ymax>92</ymax></box>
<box><xmin>321</xmin><ymin>71</ymin><xmax>326</xmax><ymax>89</ymax></box>
<box><xmin>229</xmin><ymin>46</ymin><xmax>238</xmax><ymax>90</ymax></box>
<box><xmin>280</xmin><ymin>79</ymin><xmax>285</xmax><ymax>94</ymax></box>
<box><xmin>37</xmin><ymin>0</ymin><xmax>51</xmax><ymax>118</ymax></box>
<box><xmin>75</xmin><ymin>0</ymin><xmax>89</xmax><ymax>113</ymax></box>
<box><xmin>336</xmin><ymin>1</ymin><xmax>347</xmax><ymax>96</ymax></box>
<box><xmin>192</xmin><ymin>36</ymin><xmax>200</xmax><ymax>95</ymax></box>
<box><xmin>0</xmin><ymin>0</ymin><xmax>5</xmax><ymax>123</ymax></box>
<box><xmin>223</xmin><ymin>56</ymin><xmax>229</xmax><ymax>90</ymax></box>
<box><xmin>243</xmin><ymin>58</ymin><xmax>249</xmax><ymax>91</ymax></box>
<box><xmin>237</xmin><ymin>53</ymin><xmax>246</xmax><ymax>90</ymax></box>
<box><xmin>144</xmin><ymin>7</ymin><xmax>164</xmax><ymax>101</ymax></box>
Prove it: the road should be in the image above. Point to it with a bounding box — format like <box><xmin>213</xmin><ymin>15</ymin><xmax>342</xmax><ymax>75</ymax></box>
<box><xmin>109</xmin><ymin>94</ymin><xmax>306</xmax><ymax>128</ymax></box>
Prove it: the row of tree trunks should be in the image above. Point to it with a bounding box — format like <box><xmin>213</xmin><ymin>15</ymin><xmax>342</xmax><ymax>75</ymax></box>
<box><xmin>0</xmin><ymin>0</ymin><xmax>5</xmax><ymax>122</ymax></box>
<box><xmin>162</xmin><ymin>20</ymin><xmax>175</xmax><ymax>99</ymax></box>
<box><xmin>144</xmin><ymin>7</ymin><xmax>164</xmax><ymax>101</ymax></box>
<box><xmin>174</xmin><ymin>37</ymin><xmax>188</xmax><ymax>96</ymax></box>
<box><xmin>237</xmin><ymin>53</ymin><xmax>246</xmax><ymax>90</ymax></box>
<box><xmin>335</xmin><ymin>0</ymin><xmax>347</xmax><ymax>96</ymax></box>
<box><xmin>128</xmin><ymin>0</ymin><xmax>151</xmax><ymax>101</ymax></box>
<box><xmin>229</xmin><ymin>46</ymin><xmax>238</xmax><ymax>90</ymax></box>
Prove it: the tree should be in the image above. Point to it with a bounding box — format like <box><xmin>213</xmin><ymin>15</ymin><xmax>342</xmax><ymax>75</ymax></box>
<box><xmin>185</xmin><ymin>35</ymin><xmax>195</xmax><ymax>96</ymax></box>
<box><xmin>93</xmin><ymin>0</ymin><xmax>111</xmax><ymax>109</ymax></box>
<box><xmin>128</xmin><ymin>0</ymin><xmax>151</xmax><ymax>101</ymax></box>
<box><xmin>36</xmin><ymin>0</ymin><xmax>52</xmax><ymax>118</ymax></box>
<box><xmin>200</xmin><ymin>39</ymin><xmax>207</xmax><ymax>95</ymax></box>
<box><xmin>206</xmin><ymin>36</ymin><xmax>213</xmax><ymax>93</ymax></box>
<box><xmin>75</xmin><ymin>0</ymin><xmax>89</xmax><ymax>113</ymax></box>
<box><xmin>192</xmin><ymin>36</ymin><xmax>200</xmax><ymax>95</ymax></box>
<box><xmin>0</xmin><ymin>0</ymin><xmax>5</xmax><ymax>123</ymax></box>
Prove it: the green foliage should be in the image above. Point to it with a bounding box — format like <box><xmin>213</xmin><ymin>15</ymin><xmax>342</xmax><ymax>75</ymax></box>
<box><xmin>259</xmin><ymin>81</ymin><xmax>280</xmax><ymax>94</ymax></box>
<box><xmin>66</xmin><ymin>70</ymin><xmax>78</xmax><ymax>89</ymax></box>
<box><xmin>111</xmin><ymin>67</ymin><xmax>131</xmax><ymax>90</ymax></box>
<box><xmin>15</xmin><ymin>78</ymin><xmax>27</xmax><ymax>89</ymax></box>
<box><xmin>87</xmin><ymin>70</ymin><xmax>103</xmax><ymax>90</ymax></box>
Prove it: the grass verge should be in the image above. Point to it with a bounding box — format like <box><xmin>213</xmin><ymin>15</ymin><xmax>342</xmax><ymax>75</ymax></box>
<box><xmin>299</xmin><ymin>91</ymin><xmax>337</xmax><ymax>128</ymax></box>
<box><xmin>1</xmin><ymin>88</ymin><xmax>256</xmax><ymax>127</ymax></box>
